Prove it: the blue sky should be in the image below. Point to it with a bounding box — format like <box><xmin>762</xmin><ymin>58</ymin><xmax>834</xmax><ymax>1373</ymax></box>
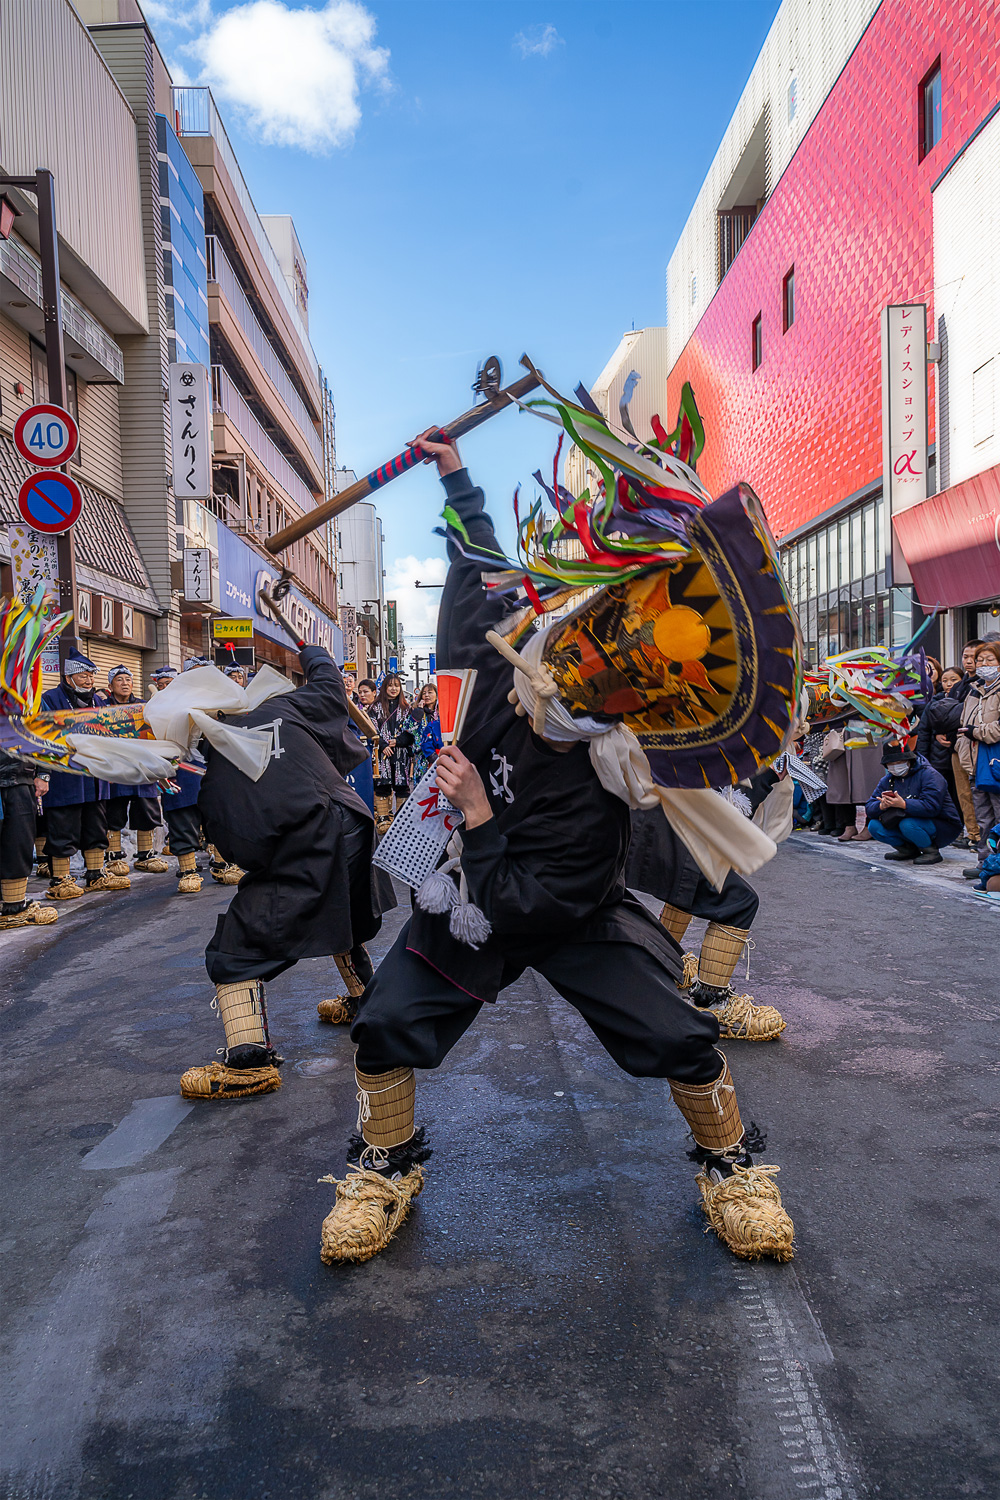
<box><xmin>149</xmin><ymin>0</ymin><xmax>779</xmax><ymax>651</ymax></box>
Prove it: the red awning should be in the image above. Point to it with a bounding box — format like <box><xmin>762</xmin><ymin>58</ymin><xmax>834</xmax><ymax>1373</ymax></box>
<box><xmin>892</xmin><ymin>464</ymin><xmax>1000</xmax><ymax>608</ymax></box>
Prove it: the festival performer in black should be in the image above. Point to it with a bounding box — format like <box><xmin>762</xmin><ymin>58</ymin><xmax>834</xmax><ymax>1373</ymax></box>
<box><xmin>319</xmin><ymin>429</ymin><xmax>797</xmax><ymax>1267</ymax></box>
<box><xmin>179</xmin><ymin>628</ymin><xmax>392</xmax><ymax>1101</ymax></box>
<box><xmin>98</xmin><ymin>665</ymin><xmax>170</xmax><ymax>877</ymax></box>
<box><xmin>0</xmin><ymin>751</ymin><xmax>58</xmax><ymax>930</ymax></box>
<box><xmin>627</xmin><ymin>808</ymin><xmax>786</xmax><ymax>1040</ymax></box>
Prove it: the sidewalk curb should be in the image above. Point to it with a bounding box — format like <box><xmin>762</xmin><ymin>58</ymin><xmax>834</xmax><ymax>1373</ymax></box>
<box><xmin>786</xmin><ymin>831</ymin><xmax>998</xmax><ymax>908</ymax></box>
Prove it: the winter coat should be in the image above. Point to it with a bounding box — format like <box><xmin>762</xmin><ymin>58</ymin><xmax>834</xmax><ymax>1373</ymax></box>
<box><xmin>956</xmin><ymin>676</ymin><xmax>1000</xmax><ymax>781</ymax></box>
<box><xmin>95</xmin><ymin>692</ymin><xmax>159</xmax><ymax>801</ymax></box>
<box><xmin>865</xmin><ymin>754</ymin><xmax>962</xmax><ymax>847</ymax></box>
<box><xmin>916</xmin><ymin>692</ymin><xmax>962</xmax><ymax>777</ymax></box>
<box><xmin>825</xmin><ymin>740</ymin><xmax>885</xmax><ymax>805</ymax></box>
<box><xmin>38</xmin><ymin>684</ymin><xmax>112</xmax><ymax>807</ymax></box>
<box><xmin>405</xmin><ymin>466</ymin><xmax>681</xmax><ymax>1004</ymax></box>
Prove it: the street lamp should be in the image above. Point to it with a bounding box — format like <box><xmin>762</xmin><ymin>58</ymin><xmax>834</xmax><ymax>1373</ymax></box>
<box><xmin>0</xmin><ymin>170</ymin><xmax>78</xmax><ymax>661</ymax></box>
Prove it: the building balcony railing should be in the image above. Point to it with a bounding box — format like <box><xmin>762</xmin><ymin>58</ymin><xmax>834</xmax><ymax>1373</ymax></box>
<box><xmin>173</xmin><ymin>86</ymin><xmax>317</xmax><ymax>376</ymax></box>
<box><xmin>0</xmin><ymin>235</ymin><xmax>124</xmax><ymax>384</ymax></box>
<box><xmin>717</xmin><ymin>205</ymin><xmax>759</xmax><ymax>284</ymax></box>
<box><xmin>206</xmin><ymin>236</ymin><xmax>322</xmax><ymax>472</ymax></box>
<box><xmin>212</xmin><ymin>364</ymin><xmax>316</xmax><ymax>515</ymax></box>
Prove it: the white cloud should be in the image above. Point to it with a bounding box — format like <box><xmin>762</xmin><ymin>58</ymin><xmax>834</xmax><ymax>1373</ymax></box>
<box><xmin>513</xmin><ymin>23</ymin><xmax>563</xmax><ymax>58</ymax></box>
<box><xmin>385</xmin><ymin>554</ymin><xmax>447</xmax><ymax>646</ymax></box>
<box><xmin>142</xmin><ymin>0</ymin><xmax>212</xmax><ymax>29</ymax></box>
<box><xmin>187</xmin><ymin>0</ymin><xmax>389</xmax><ymax>153</ymax></box>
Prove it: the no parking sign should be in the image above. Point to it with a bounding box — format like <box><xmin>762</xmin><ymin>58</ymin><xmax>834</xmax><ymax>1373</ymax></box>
<box><xmin>13</xmin><ymin>403</ymin><xmax>79</xmax><ymax>467</ymax></box>
<box><xmin>17</xmin><ymin>471</ymin><xmax>83</xmax><ymax>533</ymax></box>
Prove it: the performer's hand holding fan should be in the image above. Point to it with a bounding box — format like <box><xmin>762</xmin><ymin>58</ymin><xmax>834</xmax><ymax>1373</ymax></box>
<box><xmin>372</xmin><ymin>668</ymin><xmax>477</xmax><ymax>888</ymax></box>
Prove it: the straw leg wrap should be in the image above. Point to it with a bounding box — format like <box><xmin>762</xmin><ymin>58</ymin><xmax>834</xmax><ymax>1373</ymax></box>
<box><xmin>180</xmin><ymin>979</ymin><xmax>282</xmax><ymax>1100</ymax></box>
<box><xmin>137</xmin><ymin>830</ymin><xmax>153</xmax><ymax>853</ymax></box>
<box><xmin>336</xmin><ymin>946</ymin><xmax>373</xmax><ymax>998</ymax></box>
<box><xmin>659</xmin><ymin>902</ymin><xmax>693</xmax><ymax>943</ymax></box>
<box><xmin>669</xmin><ymin>1052</ymin><xmax>744</xmax><ymax>1154</ymax></box>
<box><xmin>107</xmin><ymin>830</ymin><xmax>123</xmax><ymax>855</ymax></box>
<box><xmin>1</xmin><ymin>878</ymin><xmax>29</xmax><ymax>906</ymax></box>
<box><xmin>698</xmin><ymin>924</ymin><xmax>750</xmax><ymax>988</ymax></box>
<box><xmin>214</xmin><ymin>979</ymin><xmax>272</xmax><ymax>1057</ymax></box>
<box><xmin>355</xmin><ymin>1065</ymin><xmax>415</xmax><ymax>1149</ymax></box>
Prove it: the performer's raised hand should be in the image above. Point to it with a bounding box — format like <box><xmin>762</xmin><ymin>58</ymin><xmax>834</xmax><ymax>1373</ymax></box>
<box><xmin>412</xmin><ymin>428</ymin><xmax>463</xmax><ymax>477</ymax></box>
<box><xmin>435</xmin><ymin>745</ymin><xmax>493</xmax><ymax>829</ymax></box>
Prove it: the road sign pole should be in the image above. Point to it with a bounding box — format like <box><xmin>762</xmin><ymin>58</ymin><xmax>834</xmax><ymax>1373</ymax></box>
<box><xmin>34</xmin><ymin>169</ymin><xmax>77</xmax><ymax>662</ymax></box>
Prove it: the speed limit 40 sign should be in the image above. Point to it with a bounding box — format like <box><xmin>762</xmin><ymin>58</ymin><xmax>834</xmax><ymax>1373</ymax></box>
<box><xmin>13</xmin><ymin>403</ymin><xmax>79</xmax><ymax>467</ymax></box>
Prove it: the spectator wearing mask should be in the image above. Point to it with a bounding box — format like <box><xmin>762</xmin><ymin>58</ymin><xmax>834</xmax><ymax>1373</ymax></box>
<box><xmin>98</xmin><ymin>666</ymin><xmax>170</xmax><ymax>876</ymax></box>
<box><xmin>956</xmin><ymin>642</ymin><xmax>1000</xmax><ymax>878</ymax></box>
<box><xmin>39</xmin><ymin>653</ymin><xmax>129</xmax><ymax>899</ymax></box>
<box><xmin>865</xmin><ymin>742</ymin><xmax>962</xmax><ymax>865</ymax></box>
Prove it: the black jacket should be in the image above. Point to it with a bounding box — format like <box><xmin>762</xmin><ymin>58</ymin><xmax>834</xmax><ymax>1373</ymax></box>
<box><xmin>198</xmin><ymin>646</ymin><xmax>383</xmax><ymax>970</ymax></box>
<box><xmin>0</xmin><ymin>750</ymin><xmax>36</xmax><ymax>791</ymax></box>
<box><xmin>916</xmin><ymin>691</ymin><xmax>962</xmax><ymax>775</ymax></box>
<box><xmin>405</xmin><ymin>468</ymin><xmax>679</xmax><ymax>1002</ymax></box>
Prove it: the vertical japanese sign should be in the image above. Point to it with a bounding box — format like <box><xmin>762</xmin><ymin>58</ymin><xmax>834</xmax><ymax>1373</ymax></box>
<box><xmin>881</xmin><ymin>304</ymin><xmax>928</xmax><ymax>584</ymax></box>
<box><xmin>339</xmin><ymin>603</ymin><xmax>358</xmax><ymax>668</ymax></box>
<box><xmin>386</xmin><ymin>599</ymin><xmax>397</xmax><ymax>647</ymax></box>
<box><xmin>183</xmin><ymin>546</ymin><xmax>215</xmax><ymax>604</ymax></box>
<box><xmin>169</xmin><ymin>362</ymin><xmax>212</xmax><ymax>501</ymax></box>
<box><xmin>7</xmin><ymin>524</ymin><xmax>61</xmax><ymax>671</ymax></box>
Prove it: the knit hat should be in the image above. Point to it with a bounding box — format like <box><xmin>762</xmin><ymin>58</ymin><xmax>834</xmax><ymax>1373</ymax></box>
<box><xmin>107</xmin><ymin>664</ymin><xmax>132</xmax><ymax>685</ymax></box>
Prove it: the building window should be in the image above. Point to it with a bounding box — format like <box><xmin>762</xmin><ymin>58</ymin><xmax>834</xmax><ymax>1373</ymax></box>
<box><xmin>919</xmin><ymin>61</ymin><xmax>941</xmax><ymax>159</ymax></box>
<box><xmin>751</xmin><ymin>314</ymin><xmax>762</xmax><ymax>371</ymax></box>
<box><xmin>788</xmin><ymin>76</ymin><xmax>798</xmax><ymax>122</ymax></box>
<box><xmin>690</xmin><ymin>273</ymin><xmax>697</xmax><ymax>306</ymax></box>
<box><xmin>782</xmin><ymin>267</ymin><xmax>795</xmax><ymax>332</ymax></box>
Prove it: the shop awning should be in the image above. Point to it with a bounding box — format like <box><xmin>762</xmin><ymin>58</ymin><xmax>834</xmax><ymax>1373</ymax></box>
<box><xmin>892</xmin><ymin>464</ymin><xmax>1000</xmax><ymax>608</ymax></box>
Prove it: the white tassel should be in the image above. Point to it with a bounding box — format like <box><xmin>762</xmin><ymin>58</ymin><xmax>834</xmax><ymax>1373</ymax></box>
<box><xmin>448</xmin><ymin>902</ymin><xmax>492</xmax><ymax>949</ymax></box>
<box><xmin>414</xmin><ymin>867</ymin><xmax>460</xmax><ymax>914</ymax></box>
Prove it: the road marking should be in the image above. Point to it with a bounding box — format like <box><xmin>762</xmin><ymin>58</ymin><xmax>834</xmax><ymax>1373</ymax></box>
<box><xmin>81</xmin><ymin>1096</ymin><xmax>193</xmax><ymax>1170</ymax></box>
<box><xmin>733</xmin><ymin>1265</ymin><xmax>864</xmax><ymax>1499</ymax></box>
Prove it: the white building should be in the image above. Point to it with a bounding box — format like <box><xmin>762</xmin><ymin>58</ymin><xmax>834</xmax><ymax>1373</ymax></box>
<box><xmin>565</xmin><ymin>326</ymin><xmax>671</xmax><ymax>497</ymax></box>
<box><xmin>335</xmin><ymin>487</ymin><xmax>386</xmax><ymax>678</ymax></box>
<box><xmin>664</xmin><ymin>0</ymin><xmax>880</xmax><ymax>369</ymax></box>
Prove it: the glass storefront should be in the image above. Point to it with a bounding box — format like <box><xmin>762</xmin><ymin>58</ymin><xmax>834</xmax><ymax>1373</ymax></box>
<box><xmin>779</xmin><ymin>493</ymin><xmax>918</xmax><ymax>663</ymax></box>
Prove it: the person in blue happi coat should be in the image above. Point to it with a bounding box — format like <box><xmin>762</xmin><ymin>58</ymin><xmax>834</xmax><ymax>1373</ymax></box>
<box><xmin>38</xmin><ymin>651</ymin><xmax>128</xmax><ymax>900</ymax></box>
<box><xmin>97</xmin><ymin>664</ymin><xmax>170</xmax><ymax>877</ymax></box>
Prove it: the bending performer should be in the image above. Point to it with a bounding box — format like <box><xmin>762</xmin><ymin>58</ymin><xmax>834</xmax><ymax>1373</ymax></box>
<box><xmin>320</xmin><ymin>436</ymin><xmax>794</xmax><ymax>1267</ymax></box>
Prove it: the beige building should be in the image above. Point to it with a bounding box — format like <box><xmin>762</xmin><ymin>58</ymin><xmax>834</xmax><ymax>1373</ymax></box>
<box><xmin>0</xmin><ymin>0</ymin><xmax>161</xmax><ymax>688</ymax></box>
<box><xmin>2</xmin><ymin>0</ymin><xmax>343</xmax><ymax>687</ymax></box>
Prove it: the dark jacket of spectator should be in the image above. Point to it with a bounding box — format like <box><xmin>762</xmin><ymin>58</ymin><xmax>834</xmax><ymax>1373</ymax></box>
<box><xmin>865</xmin><ymin>753</ymin><xmax>962</xmax><ymax>848</ymax></box>
<box><xmin>916</xmin><ymin>692</ymin><xmax>963</xmax><ymax>777</ymax></box>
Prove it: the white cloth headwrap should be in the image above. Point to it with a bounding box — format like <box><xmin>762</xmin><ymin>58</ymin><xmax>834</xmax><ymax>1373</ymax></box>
<box><xmin>509</xmin><ymin>626</ymin><xmax>776</xmax><ymax>891</ymax></box>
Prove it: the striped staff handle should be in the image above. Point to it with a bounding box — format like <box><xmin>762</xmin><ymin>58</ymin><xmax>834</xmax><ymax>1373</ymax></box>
<box><xmin>264</xmin><ymin>357</ymin><xmax>542</xmax><ymax>561</ymax></box>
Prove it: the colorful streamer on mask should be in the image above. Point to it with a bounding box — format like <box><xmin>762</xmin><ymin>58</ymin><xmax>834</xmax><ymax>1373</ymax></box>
<box><xmin>804</xmin><ymin>646</ymin><xmax>932</xmax><ymax>740</ymax></box>
<box><xmin>437</xmin><ymin>365</ymin><xmax>713</xmax><ymax>610</ymax></box>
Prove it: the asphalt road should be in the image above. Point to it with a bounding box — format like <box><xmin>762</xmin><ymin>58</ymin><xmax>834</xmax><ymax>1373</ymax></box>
<box><xmin>1</xmin><ymin>839</ymin><xmax>997</xmax><ymax>1500</ymax></box>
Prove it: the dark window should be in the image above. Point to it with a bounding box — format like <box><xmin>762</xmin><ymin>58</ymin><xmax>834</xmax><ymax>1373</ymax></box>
<box><xmin>919</xmin><ymin>61</ymin><xmax>941</xmax><ymax>159</ymax></box>
<box><xmin>752</xmin><ymin>314</ymin><xmax>763</xmax><ymax>371</ymax></box>
<box><xmin>783</xmin><ymin>266</ymin><xmax>795</xmax><ymax>332</ymax></box>
<box><xmin>717</xmin><ymin>205</ymin><xmax>759</xmax><ymax>283</ymax></box>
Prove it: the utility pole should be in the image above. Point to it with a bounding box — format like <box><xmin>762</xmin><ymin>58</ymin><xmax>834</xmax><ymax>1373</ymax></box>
<box><xmin>0</xmin><ymin>170</ymin><xmax>78</xmax><ymax>662</ymax></box>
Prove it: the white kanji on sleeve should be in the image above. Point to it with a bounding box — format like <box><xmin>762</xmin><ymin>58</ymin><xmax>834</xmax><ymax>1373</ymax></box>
<box><xmin>489</xmin><ymin>749</ymin><xmax>515</xmax><ymax>803</ymax></box>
